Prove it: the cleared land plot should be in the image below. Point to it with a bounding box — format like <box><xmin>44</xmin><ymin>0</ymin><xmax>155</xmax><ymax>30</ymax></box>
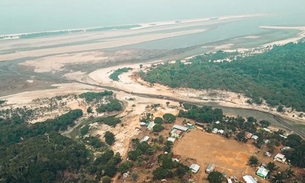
<box><xmin>173</xmin><ymin>130</ymin><xmax>261</xmax><ymax>182</ymax></box>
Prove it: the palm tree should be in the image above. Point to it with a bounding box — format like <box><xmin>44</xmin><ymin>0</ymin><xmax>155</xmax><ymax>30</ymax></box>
<box><xmin>283</xmin><ymin>168</ymin><xmax>295</xmax><ymax>179</ymax></box>
<box><xmin>272</xmin><ymin>172</ymin><xmax>285</xmax><ymax>183</ymax></box>
<box><xmin>267</xmin><ymin>162</ymin><xmax>279</xmax><ymax>173</ymax></box>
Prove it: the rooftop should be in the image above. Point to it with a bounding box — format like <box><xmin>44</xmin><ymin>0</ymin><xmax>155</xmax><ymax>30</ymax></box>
<box><xmin>189</xmin><ymin>164</ymin><xmax>200</xmax><ymax>173</ymax></box>
<box><xmin>243</xmin><ymin>175</ymin><xmax>257</xmax><ymax>183</ymax></box>
<box><xmin>172</xmin><ymin>124</ymin><xmax>188</xmax><ymax>132</ymax></box>
<box><xmin>256</xmin><ymin>167</ymin><xmax>269</xmax><ymax>178</ymax></box>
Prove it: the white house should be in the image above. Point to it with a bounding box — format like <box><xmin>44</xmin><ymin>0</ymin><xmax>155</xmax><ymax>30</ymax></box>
<box><xmin>140</xmin><ymin>136</ymin><xmax>150</xmax><ymax>143</ymax></box>
<box><xmin>190</xmin><ymin>164</ymin><xmax>200</xmax><ymax>173</ymax></box>
<box><xmin>243</xmin><ymin>175</ymin><xmax>257</xmax><ymax>183</ymax></box>
<box><xmin>274</xmin><ymin>153</ymin><xmax>286</xmax><ymax>163</ymax></box>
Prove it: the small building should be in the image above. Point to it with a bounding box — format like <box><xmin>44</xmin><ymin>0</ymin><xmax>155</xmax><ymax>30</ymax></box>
<box><xmin>217</xmin><ymin>129</ymin><xmax>224</xmax><ymax>134</ymax></box>
<box><xmin>187</xmin><ymin>122</ymin><xmax>193</xmax><ymax>126</ymax></box>
<box><xmin>279</xmin><ymin>134</ymin><xmax>287</xmax><ymax>139</ymax></box>
<box><xmin>264</xmin><ymin>152</ymin><xmax>271</xmax><ymax>157</ymax></box>
<box><xmin>140</xmin><ymin>122</ymin><xmax>147</xmax><ymax>126</ymax></box>
<box><xmin>251</xmin><ymin>135</ymin><xmax>259</xmax><ymax>140</ymax></box>
<box><xmin>245</xmin><ymin>132</ymin><xmax>253</xmax><ymax>139</ymax></box>
<box><xmin>274</xmin><ymin>153</ymin><xmax>286</xmax><ymax>163</ymax></box>
<box><xmin>205</xmin><ymin>163</ymin><xmax>215</xmax><ymax>174</ymax></box>
<box><xmin>281</xmin><ymin>146</ymin><xmax>291</xmax><ymax>151</ymax></box>
<box><xmin>190</xmin><ymin>164</ymin><xmax>200</xmax><ymax>173</ymax></box>
<box><xmin>147</xmin><ymin>122</ymin><xmax>155</xmax><ymax>130</ymax></box>
<box><xmin>256</xmin><ymin>166</ymin><xmax>269</xmax><ymax>179</ymax></box>
<box><xmin>172</xmin><ymin>155</ymin><xmax>181</xmax><ymax>162</ymax></box>
<box><xmin>243</xmin><ymin>175</ymin><xmax>257</xmax><ymax>183</ymax></box>
<box><xmin>264</xmin><ymin>139</ymin><xmax>270</xmax><ymax>144</ymax></box>
<box><xmin>212</xmin><ymin>128</ymin><xmax>218</xmax><ymax>134</ymax></box>
<box><xmin>215</xmin><ymin>121</ymin><xmax>220</xmax><ymax>124</ymax></box>
<box><xmin>172</xmin><ymin>124</ymin><xmax>188</xmax><ymax>132</ymax></box>
<box><xmin>263</xmin><ymin>128</ymin><xmax>271</xmax><ymax>133</ymax></box>
<box><xmin>140</xmin><ymin>136</ymin><xmax>150</xmax><ymax>143</ymax></box>
<box><xmin>227</xmin><ymin>176</ymin><xmax>238</xmax><ymax>183</ymax></box>
<box><xmin>170</xmin><ymin>129</ymin><xmax>184</xmax><ymax>138</ymax></box>
<box><xmin>167</xmin><ymin>137</ymin><xmax>176</xmax><ymax>143</ymax></box>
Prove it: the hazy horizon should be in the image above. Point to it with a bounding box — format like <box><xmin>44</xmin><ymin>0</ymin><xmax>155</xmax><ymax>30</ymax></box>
<box><xmin>1</xmin><ymin>0</ymin><xmax>305</xmax><ymax>35</ymax></box>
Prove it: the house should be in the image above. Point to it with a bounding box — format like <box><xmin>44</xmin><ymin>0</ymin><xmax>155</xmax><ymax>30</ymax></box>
<box><xmin>256</xmin><ymin>166</ymin><xmax>269</xmax><ymax>179</ymax></box>
<box><xmin>172</xmin><ymin>155</ymin><xmax>181</xmax><ymax>162</ymax></box>
<box><xmin>263</xmin><ymin>128</ymin><xmax>271</xmax><ymax>133</ymax></box>
<box><xmin>281</xmin><ymin>146</ymin><xmax>291</xmax><ymax>151</ymax></box>
<box><xmin>217</xmin><ymin>129</ymin><xmax>224</xmax><ymax>134</ymax></box>
<box><xmin>227</xmin><ymin>176</ymin><xmax>238</xmax><ymax>183</ymax></box>
<box><xmin>205</xmin><ymin>163</ymin><xmax>215</xmax><ymax>174</ymax></box>
<box><xmin>264</xmin><ymin>139</ymin><xmax>270</xmax><ymax>144</ymax></box>
<box><xmin>251</xmin><ymin>135</ymin><xmax>259</xmax><ymax>140</ymax></box>
<box><xmin>242</xmin><ymin>175</ymin><xmax>257</xmax><ymax>183</ymax></box>
<box><xmin>190</xmin><ymin>164</ymin><xmax>200</xmax><ymax>173</ymax></box>
<box><xmin>167</xmin><ymin>137</ymin><xmax>176</xmax><ymax>143</ymax></box>
<box><xmin>279</xmin><ymin>134</ymin><xmax>287</xmax><ymax>139</ymax></box>
<box><xmin>245</xmin><ymin>132</ymin><xmax>253</xmax><ymax>139</ymax></box>
<box><xmin>140</xmin><ymin>122</ymin><xmax>147</xmax><ymax>126</ymax></box>
<box><xmin>147</xmin><ymin>122</ymin><xmax>155</xmax><ymax>130</ymax></box>
<box><xmin>212</xmin><ymin>128</ymin><xmax>218</xmax><ymax>134</ymax></box>
<box><xmin>274</xmin><ymin>153</ymin><xmax>286</xmax><ymax>163</ymax></box>
<box><xmin>264</xmin><ymin>152</ymin><xmax>271</xmax><ymax>157</ymax></box>
<box><xmin>172</xmin><ymin>124</ymin><xmax>188</xmax><ymax>132</ymax></box>
<box><xmin>170</xmin><ymin>129</ymin><xmax>184</xmax><ymax>138</ymax></box>
<box><xmin>140</xmin><ymin>136</ymin><xmax>150</xmax><ymax>143</ymax></box>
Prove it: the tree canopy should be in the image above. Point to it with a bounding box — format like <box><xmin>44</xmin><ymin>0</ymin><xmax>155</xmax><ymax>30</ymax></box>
<box><xmin>142</xmin><ymin>43</ymin><xmax>305</xmax><ymax>111</ymax></box>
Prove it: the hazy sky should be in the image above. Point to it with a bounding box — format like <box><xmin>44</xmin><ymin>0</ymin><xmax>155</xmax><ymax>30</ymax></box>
<box><xmin>1</xmin><ymin>0</ymin><xmax>305</xmax><ymax>34</ymax></box>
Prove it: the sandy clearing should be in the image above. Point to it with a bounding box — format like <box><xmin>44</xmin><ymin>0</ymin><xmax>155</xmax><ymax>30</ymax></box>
<box><xmin>0</xmin><ymin>83</ymin><xmax>97</xmax><ymax>105</ymax></box>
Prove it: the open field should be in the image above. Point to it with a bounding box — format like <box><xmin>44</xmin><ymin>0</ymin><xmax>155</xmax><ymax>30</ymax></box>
<box><xmin>173</xmin><ymin>130</ymin><xmax>297</xmax><ymax>183</ymax></box>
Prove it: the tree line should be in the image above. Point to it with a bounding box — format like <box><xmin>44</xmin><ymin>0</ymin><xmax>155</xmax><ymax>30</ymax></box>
<box><xmin>142</xmin><ymin>42</ymin><xmax>305</xmax><ymax>111</ymax></box>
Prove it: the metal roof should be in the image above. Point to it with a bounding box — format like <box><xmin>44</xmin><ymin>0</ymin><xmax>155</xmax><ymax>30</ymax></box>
<box><xmin>172</xmin><ymin>124</ymin><xmax>188</xmax><ymax>132</ymax></box>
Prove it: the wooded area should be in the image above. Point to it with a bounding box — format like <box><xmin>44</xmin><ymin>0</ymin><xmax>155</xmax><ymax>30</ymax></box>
<box><xmin>142</xmin><ymin>43</ymin><xmax>305</xmax><ymax>111</ymax></box>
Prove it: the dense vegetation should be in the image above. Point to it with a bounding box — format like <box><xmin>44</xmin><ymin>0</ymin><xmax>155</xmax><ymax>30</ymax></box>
<box><xmin>96</xmin><ymin>99</ymin><xmax>123</xmax><ymax>113</ymax></box>
<box><xmin>0</xmin><ymin>100</ymin><xmax>5</xmax><ymax>105</ymax></box>
<box><xmin>80</xmin><ymin>90</ymin><xmax>113</xmax><ymax>103</ymax></box>
<box><xmin>0</xmin><ymin>132</ymin><xmax>89</xmax><ymax>183</ymax></box>
<box><xmin>109</xmin><ymin>67</ymin><xmax>132</xmax><ymax>81</ymax></box>
<box><xmin>142</xmin><ymin>42</ymin><xmax>305</xmax><ymax>111</ymax></box>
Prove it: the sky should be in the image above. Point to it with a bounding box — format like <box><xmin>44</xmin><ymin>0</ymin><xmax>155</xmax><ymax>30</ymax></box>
<box><xmin>1</xmin><ymin>0</ymin><xmax>305</xmax><ymax>34</ymax></box>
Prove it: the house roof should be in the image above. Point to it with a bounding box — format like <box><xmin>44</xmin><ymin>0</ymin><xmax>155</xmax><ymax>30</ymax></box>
<box><xmin>245</xmin><ymin>132</ymin><xmax>253</xmax><ymax>139</ymax></box>
<box><xmin>172</xmin><ymin>124</ymin><xmax>188</xmax><ymax>132</ymax></box>
<box><xmin>243</xmin><ymin>175</ymin><xmax>257</xmax><ymax>183</ymax></box>
<box><xmin>147</xmin><ymin>122</ymin><xmax>155</xmax><ymax>130</ymax></box>
<box><xmin>256</xmin><ymin>167</ymin><xmax>269</xmax><ymax>178</ymax></box>
<box><xmin>251</xmin><ymin>135</ymin><xmax>259</xmax><ymax>140</ymax></box>
<box><xmin>172</xmin><ymin>155</ymin><xmax>181</xmax><ymax>159</ymax></box>
<box><xmin>275</xmin><ymin>153</ymin><xmax>285</xmax><ymax>159</ymax></box>
<box><xmin>140</xmin><ymin>136</ymin><xmax>150</xmax><ymax>143</ymax></box>
<box><xmin>167</xmin><ymin>137</ymin><xmax>176</xmax><ymax>143</ymax></box>
<box><xmin>189</xmin><ymin>164</ymin><xmax>200</xmax><ymax>173</ymax></box>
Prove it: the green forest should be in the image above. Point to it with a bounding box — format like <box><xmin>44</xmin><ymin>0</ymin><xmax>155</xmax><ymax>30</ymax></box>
<box><xmin>0</xmin><ymin>91</ymin><xmax>126</xmax><ymax>183</ymax></box>
<box><xmin>142</xmin><ymin>42</ymin><xmax>305</xmax><ymax>111</ymax></box>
